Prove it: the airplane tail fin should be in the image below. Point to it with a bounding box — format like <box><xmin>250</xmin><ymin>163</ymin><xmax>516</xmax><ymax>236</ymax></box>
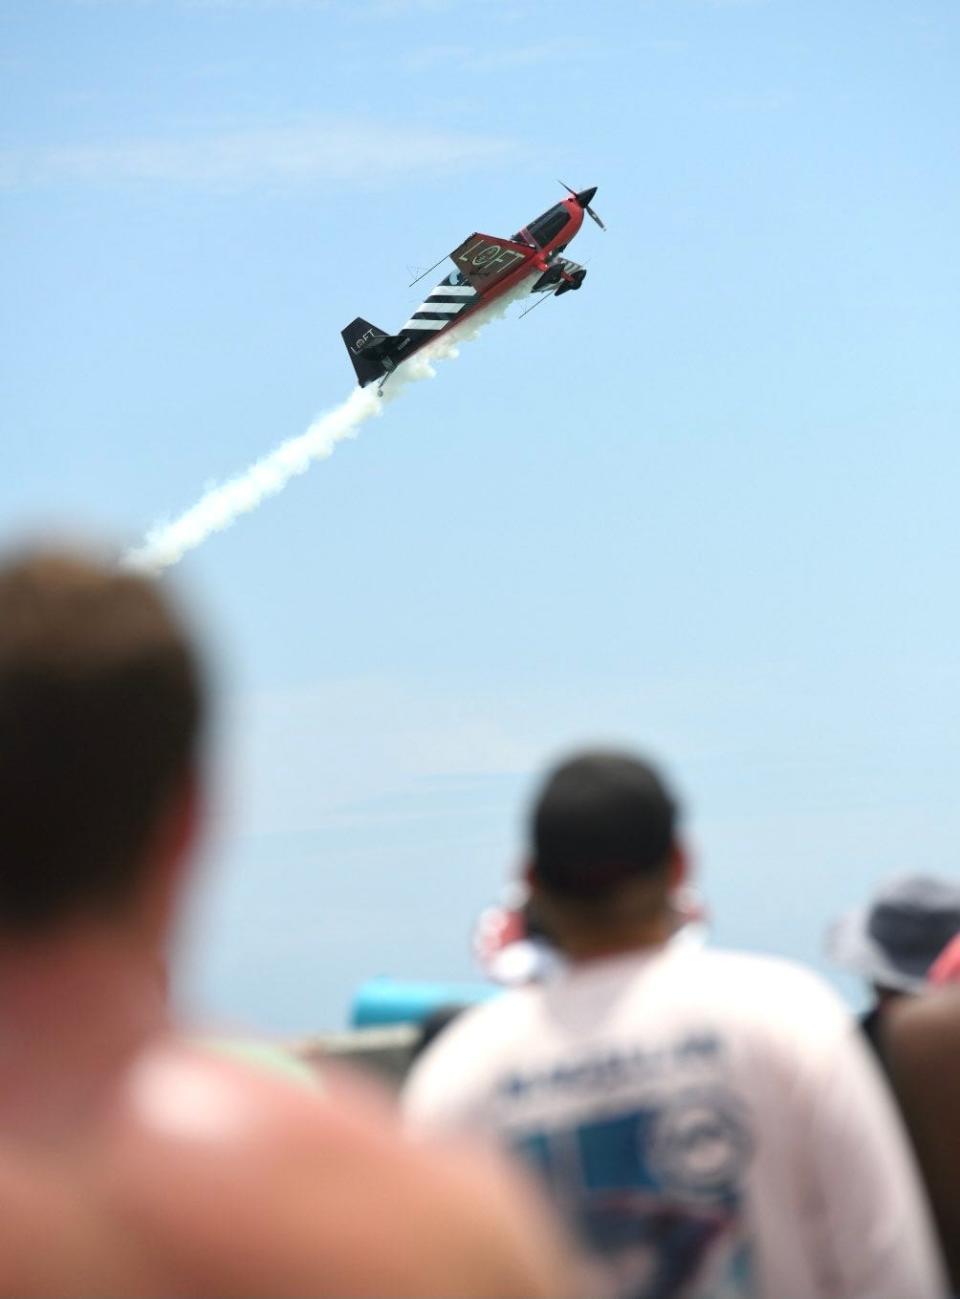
<box><xmin>341</xmin><ymin>317</ymin><xmax>392</xmax><ymax>387</ymax></box>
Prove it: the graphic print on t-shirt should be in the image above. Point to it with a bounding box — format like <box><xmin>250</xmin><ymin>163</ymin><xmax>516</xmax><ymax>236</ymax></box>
<box><xmin>503</xmin><ymin>1040</ymin><xmax>754</xmax><ymax>1299</ymax></box>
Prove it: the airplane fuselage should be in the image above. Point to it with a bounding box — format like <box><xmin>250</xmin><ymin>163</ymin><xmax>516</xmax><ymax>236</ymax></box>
<box><xmin>341</xmin><ymin>186</ymin><xmax>599</xmax><ymax>388</ymax></box>
<box><xmin>393</xmin><ymin>197</ymin><xmax>587</xmax><ymax>357</ymax></box>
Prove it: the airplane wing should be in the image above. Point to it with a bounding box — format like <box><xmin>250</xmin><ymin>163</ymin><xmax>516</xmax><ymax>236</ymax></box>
<box><xmin>531</xmin><ymin>256</ymin><xmax>585</xmax><ymax>293</ymax></box>
<box><xmin>448</xmin><ymin>232</ymin><xmax>538</xmax><ymax>290</ymax></box>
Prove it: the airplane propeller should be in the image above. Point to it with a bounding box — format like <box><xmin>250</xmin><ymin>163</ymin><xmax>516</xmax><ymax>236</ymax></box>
<box><xmin>558</xmin><ymin>181</ymin><xmax>606</xmax><ymax>231</ymax></box>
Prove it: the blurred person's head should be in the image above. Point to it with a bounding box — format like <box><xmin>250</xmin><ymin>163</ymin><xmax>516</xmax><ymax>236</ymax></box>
<box><xmin>0</xmin><ymin>544</ymin><xmax>205</xmax><ymax>947</ymax></box>
<box><xmin>826</xmin><ymin>874</ymin><xmax>960</xmax><ymax>1004</ymax></box>
<box><xmin>525</xmin><ymin>749</ymin><xmax>685</xmax><ymax>960</ymax></box>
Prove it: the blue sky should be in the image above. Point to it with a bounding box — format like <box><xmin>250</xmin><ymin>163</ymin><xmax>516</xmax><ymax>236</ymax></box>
<box><xmin>3</xmin><ymin>0</ymin><xmax>960</xmax><ymax>1030</ymax></box>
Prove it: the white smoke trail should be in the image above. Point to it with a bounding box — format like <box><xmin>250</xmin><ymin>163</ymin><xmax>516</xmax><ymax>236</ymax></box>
<box><xmin>124</xmin><ymin>272</ymin><xmax>539</xmax><ymax>574</ymax></box>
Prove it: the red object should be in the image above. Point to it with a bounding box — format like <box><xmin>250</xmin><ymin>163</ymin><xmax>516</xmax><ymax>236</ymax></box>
<box><xmin>929</xmin><ymin>933</ymin><xmax>960</xmax><ymax>986</ymax></box>
<box><xmin>472</xmin><ymin>903</ymin><xmax>527</xmax><ymax>973</ymax></box>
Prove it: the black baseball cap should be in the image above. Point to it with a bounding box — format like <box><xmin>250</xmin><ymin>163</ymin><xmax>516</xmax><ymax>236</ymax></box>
<box><xmin>530</xmin><ymin>750</ymin><xmax>679</xmax><ymax>900</ymax></box>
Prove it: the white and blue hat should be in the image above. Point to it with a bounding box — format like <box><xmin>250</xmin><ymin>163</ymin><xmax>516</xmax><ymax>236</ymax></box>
<box><xmin>827</xmin><ymin>874</ymin><xmax>960</xmax><ymax>993</ymax></box>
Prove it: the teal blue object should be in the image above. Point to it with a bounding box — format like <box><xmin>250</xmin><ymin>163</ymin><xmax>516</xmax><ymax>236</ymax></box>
<box><xmin>350</xmin><ymin>977</ymin><xmax>498</xmax><ymax>1028</ymax></box>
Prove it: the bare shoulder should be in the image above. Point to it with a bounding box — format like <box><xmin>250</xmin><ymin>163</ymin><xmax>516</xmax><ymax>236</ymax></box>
<box><xmin>105</xmin><ymin>1040</ymin><xmax>573</xmax><ymax>1297</ymax></box>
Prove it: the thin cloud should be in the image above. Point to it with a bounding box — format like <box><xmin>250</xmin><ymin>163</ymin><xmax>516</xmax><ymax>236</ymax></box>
<box><xmin>710</xmin><ymin>89</ymin><xmax>795</xmax><ymax>112</ymax></box>
<box><xmin>0</xmin><ymin>118</ymin><xmax>522</xmax><ymax>191</ymax></box>
<box><xmin>227</xmin><ymin>677</ymin><xmax>539</xmax><ymax>838</ymax></box>
<box><xmin>362</xmin><ymin>0</ymin><xmax>523</xmax><ymax>13</ymax></box>
<box><xmin>68</xmin><ymin>0</ymin><xmax>508</xmax><ymax>9</ymax></box>
<box><xmin>68</xmin><ymin>1</ymin><xmax>333</xmax><ymax>8</ymax></box>
<box><xmin>360</xmin><ymin>0</ymin><xmax>467</xmax><ymax>12</ymax></box>
<box><xmin>406</xmin><ymin>35</ymin><xmax>606</xmax><ymax>73</ymax></box>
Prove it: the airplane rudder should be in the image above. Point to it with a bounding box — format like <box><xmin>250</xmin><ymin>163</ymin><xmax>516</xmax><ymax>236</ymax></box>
<box><xmin>341</xmin><ymin>316</ymin><xmax>388</xmax><ymax>386</ymax></box>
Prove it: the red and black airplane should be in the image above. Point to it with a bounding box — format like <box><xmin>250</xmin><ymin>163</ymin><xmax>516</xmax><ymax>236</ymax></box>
<box><xmin>342</xmin><ymin>183</ymin><xmax>604</xmax><ymax>389</ymax></box>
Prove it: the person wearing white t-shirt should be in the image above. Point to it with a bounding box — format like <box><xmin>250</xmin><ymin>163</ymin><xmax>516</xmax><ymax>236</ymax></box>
<box><xmin>404</xmin><ymin>750</ymin><xmax>946</xmax><ymax>1299</ymax></box>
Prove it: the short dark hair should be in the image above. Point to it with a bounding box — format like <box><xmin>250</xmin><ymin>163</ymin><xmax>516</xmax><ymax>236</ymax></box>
<box><xmin>0</xmin><ymin>546</ymin><xmax>205</xmax><ymax>932</ymax></box>
<box><xmin>530</xmin><ymin>750</ymin><xmax>678</xmax><ymax>900</ymax></box>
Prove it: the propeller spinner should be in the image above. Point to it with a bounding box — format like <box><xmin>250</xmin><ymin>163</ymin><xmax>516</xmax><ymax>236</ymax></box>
<box><xmin>559</xmin><ymin>180</ymin><xmax>606</xmax><ymax>231</ymax></box>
